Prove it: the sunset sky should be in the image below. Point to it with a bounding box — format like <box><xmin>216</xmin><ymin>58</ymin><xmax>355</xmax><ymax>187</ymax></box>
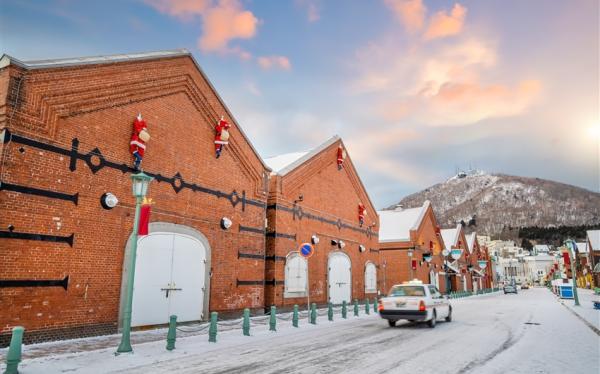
<box><xmin>1</xmin><ymin>0</ymin><xmax>598</xmax><ymax>207</ymax></box>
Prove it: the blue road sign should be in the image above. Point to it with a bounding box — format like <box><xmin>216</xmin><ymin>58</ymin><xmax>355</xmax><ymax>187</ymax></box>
<box><xmin>299</xmin><ymin>243</ymin><xmax>314</xmax><ymax>258</ymax></box>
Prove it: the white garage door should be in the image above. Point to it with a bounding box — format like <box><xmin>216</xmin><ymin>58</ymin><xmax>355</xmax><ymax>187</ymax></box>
<box><xmin>131</xmin><ymin>232</ymin><xmax>207</xmax><ymax>327</ymax></box>
<box><xmin>328</xmin><ymin>252</ymin><xmax>351</xmax><ymax>305</ymax></box>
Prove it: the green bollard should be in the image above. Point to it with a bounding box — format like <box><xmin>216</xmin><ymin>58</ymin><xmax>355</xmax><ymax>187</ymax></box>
<box><xmin>166</xmin><ymin>315</ymin><xmax>177</xmax><ymax>351</ymax></box>
<box><xmin>208</xmin><ymin>312</ymin><xmax>218</xmax><ymax>343</ymax></box>
<box><xmin>374</xmin><ymin>298</ymin><xmax>378</xmax><ymax>313</ymax></box>
<box><xmin>310</xmin><ymin>303</ymin><xmax>317</xmax><ymax>324</ymax></box>
<box><xmin>353</xmin><ymin>299</ymin><xmax>359</xmax><ymax>317</ymax></box>
<box><xmin>269</xmin><ymin>306</ymin><xmax>277</xmax><ymax>331</ymax></box>
<box><xmin>342</xmin><ymin>300</ymin><xmax>347</xmax><ymax>319</ymax></box>
<box><xmin>328</xmin><ymin>303</ymin><xmax>333</xmax><ymax>321</ymax></box>
<box><xmin>4</xmin><ymin>326</ymin><xmax>24</xmax><ymax>374</ymax></box>
<box><xmin>243</xmin><ymin>308</ymin><xmax>250</xmax><ymax>336</ymax></box>
<box><xmin>292</xmin><ymin>305</ymin><xmax>299</xmax><ymax>328</ymax></box>
<box><xmin>365</xmin><ymin>298</ymin><xmax>370</xmax><ymax>315</ymax></box>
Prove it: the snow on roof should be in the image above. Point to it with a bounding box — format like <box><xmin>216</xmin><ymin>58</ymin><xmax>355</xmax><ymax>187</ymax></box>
<box><xmin>378</xmin><ymin>201</ymin><xmax>430</xmax><ymax>243</ymax></box>
<box><xmin>0</xmin><ymin>49</ymin><xmax>190</xmax><ymax>70</ymax></box>
<box><xmin>466</xmin><ymin>232</ymin><xmax>477</xmax><ymax>253</ymax></box>
<box><xmin>263</xmin><ymin>136</ymin><xmax>340</xmax><ymax>176</ymax></box>
<box><xmin>534</xmin><ymin>244</ymin><xmax>550</xmax><ymax>252</ymax></box>
<box><xmin>576</xmin><ymin>242</ymin><xmax>588</xmax><ymax>253</ymax></box>
<box><xmin>441</xmin><ymin>225</ymin><xmax>461</xmax><ymax>250</ymax></box>
<box><xmin>587</xmin><ymin>230</ymin><xmax>600</xmax><ymax>251</ymax></box>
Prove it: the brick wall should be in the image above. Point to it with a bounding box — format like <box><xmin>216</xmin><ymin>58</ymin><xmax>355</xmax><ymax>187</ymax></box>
<box><xmin>265</xmin><ymin>140</ymin><xmax>380</xmax><ymax>307</ymax></box>
<box><xmin>0</xmin><ymin>54</ymin><xmax>269</xmax><ymax>344</ymax></box>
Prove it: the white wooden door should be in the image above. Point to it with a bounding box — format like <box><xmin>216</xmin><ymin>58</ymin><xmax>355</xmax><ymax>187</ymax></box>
<box><xmin>132</xmin><ymin>233</ymin><xmax>172</xmax><ymax>327</ymax></box>
<box><xmin>328</xmin><ymin>253</ymin><xmax>351</xmax><ymax>304</ymax></box>
<box><xmin>169</xmin><ymin>235</ymin><xmax>206</xmax><ymax>322</ymax></box>
<box><xmin>132</xmin><ymin>232</ymin><xmax>207</xmax><ymax>327</ymax></box>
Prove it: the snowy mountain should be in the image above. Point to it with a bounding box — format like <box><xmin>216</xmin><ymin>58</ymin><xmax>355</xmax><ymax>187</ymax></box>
<box><xmin>389</xmin><ymin>171</ymin><xmax>600</xmax><ymax>237</ymax></box>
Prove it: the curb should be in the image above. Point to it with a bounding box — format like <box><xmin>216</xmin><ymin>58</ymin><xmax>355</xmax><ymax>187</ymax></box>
<box><xmin>559</xmin><ymin>302</ymin><xmax>600</xmax><ymax>337</ymax></box>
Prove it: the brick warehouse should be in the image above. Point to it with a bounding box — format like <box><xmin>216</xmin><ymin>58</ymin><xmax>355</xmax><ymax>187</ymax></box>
<box><xmin>465</xmin><ymin>232</ymin><xmax>492</xmax><ymax>291</ymax></box>
<box><xmin>440</xmin><ymin>225</ymin><xmax>472</xmax><ymax>292</ymax></box>
<box><xmin>378</xmin><ymin>201</ymin><xmax>447</xmax><ymax>293</ymax></box>
<box><xmin>0</xmin><ymin>50</ymin><xmax>272</xmax><ymax>346</ymax></box>
<box><xmin>263</xmin><ymin>136</ymin><xmax>380</xmax><ymax>309</ymax></box>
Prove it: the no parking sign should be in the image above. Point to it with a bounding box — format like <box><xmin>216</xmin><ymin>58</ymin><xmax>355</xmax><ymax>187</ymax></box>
<box><xmin>299</xmin><ymin>243</ymin><xmax>314</xmax><ymax>258</ymax></box>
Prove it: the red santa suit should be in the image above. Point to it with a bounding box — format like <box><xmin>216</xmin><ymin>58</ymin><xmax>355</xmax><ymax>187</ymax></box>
<box><xmin>337</xmin><ymin>146</ymin><xmax>346</xmax><ymax>170</ymax></box>
<box><xmin>358</xmin><ymin>203</ymin><xmax>367</xmax><ymax>227</ymax></box>
<box><xmin>130</xmin><ymin>115</ymin><xmax>148</xmax><ymax>169</ymax></box>
<box><xmin>215</xmin><ymin>117</ymin><xmax>231</xmax><ymax>158</ymax></box>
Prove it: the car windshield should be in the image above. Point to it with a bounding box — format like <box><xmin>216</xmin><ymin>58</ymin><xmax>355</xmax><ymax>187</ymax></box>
<box><xmin>388</xmin><ymin>285</ymin><xmax>425</xmax><ymax>297</ymax></box>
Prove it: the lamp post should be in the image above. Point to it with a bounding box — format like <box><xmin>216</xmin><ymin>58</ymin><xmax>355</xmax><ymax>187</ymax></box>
<box><xmin>117</xmin><ymin>171</ymin><xmax>154</xmax><ymax>354</ymax></box>
<box><xmin>564</xmin><ymin>239</ymin><xmax>581</xmax><ymax>307</ymax></box>
<box><xmin>442</xmin><ymin>249</ymin><xmax>451</xmax><ymax>294</ymax></box>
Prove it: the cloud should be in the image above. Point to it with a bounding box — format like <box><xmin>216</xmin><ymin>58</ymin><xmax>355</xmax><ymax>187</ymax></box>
<box><xmin>296</xmin><ymin>0</ymin><xmax>321</xmax><ymax>22</ymax></box>
<box><xmin>384</xmin><ymin>0</ymin><xmax>426</xmax><ymax>33</ymax></box>
<box><xmin>198</xmin><ymin>0</ymin><xmax>259</xmax><ymax>52</ymax></box>
<box><xmin>257</xmin><ymin>55</ymin><xmax>292</xmax><ymax>70</ymax></box>
<box><xmin>144</xmin><ymin>0</ymin><xmax>258</xmax><ymax>57</ymax></box>
<box><xmin>351</xmin><ymin>36</ymin><xmax>541</xmax><ymax>126</ymax></box>
<box><xmin>143</xmin><ymin>0</ymin><xmax>211</xmax><ymax>21</ymax></box>
<box><xmin>423</xmin><ymin>3</ymin><xmax>467</xmax><ymax>40</ymax></box>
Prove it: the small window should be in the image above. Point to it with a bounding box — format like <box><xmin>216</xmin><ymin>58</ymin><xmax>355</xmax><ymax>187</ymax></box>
<box><xmin>285</xmin><ymin>253</ymin><xmax>307</xmax><ymax>296</ymax></box>
<box><xmin>364</xmin><ymin>262</ymin><xmax>377</xmax><ymax>293</ymax></box>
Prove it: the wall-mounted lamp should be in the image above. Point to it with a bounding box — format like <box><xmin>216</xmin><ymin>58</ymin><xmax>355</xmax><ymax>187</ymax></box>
<box><xmin>311</xmin><ymin>235</ymin><xmax>320</xmax><ymax>245</ymax></box>
<box><xmin>358</xmin><ymin>245</ymin><xmax>366</xmax><ymax>253</ymax></box>
<box><xmin>220</xmin><ymin>217</ymin><xmax>233</xmax><ymax>230</ymax></box>
<box><xmin>100</xmin><ymin>192</ymin><xmax>119</xmax><ymax>210</ymax></box>
<box><xmin>338</xmin><ymin>240</ymin><xmax>346</xmax><ymax>249</ymax></box>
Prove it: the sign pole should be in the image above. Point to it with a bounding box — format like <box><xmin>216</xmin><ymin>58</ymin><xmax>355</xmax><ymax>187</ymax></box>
<box><xmin>306</xmin><ymin>257</ymin><xmax>310</xmax><ymax>320</ymax></box>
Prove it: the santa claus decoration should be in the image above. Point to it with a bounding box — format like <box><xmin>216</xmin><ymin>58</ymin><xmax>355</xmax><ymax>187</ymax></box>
<box><xmin>214</xmin><ymin>116</ymin><xmax>231</xmax><ymax>158</ymax></box>
<box><xmin>358</xmin><ymin>203</ymin><xmax>367</xmax><ymax>227</ymax></box>
<box><xmin>130</xmin><ymin>113</ymin><xmax>150</xmax><ymax>170</ymax></box>
<box><xmin>337</xmin><ymin>145</ymin><xmax>347</xmax><ymax>170</ymax></box>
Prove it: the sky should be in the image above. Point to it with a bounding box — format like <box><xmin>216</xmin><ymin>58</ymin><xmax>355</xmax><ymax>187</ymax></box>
<box><xmin>1</xmin><ymin>0</ymin><xmax>599</xmax><ymax>208</ymax></box>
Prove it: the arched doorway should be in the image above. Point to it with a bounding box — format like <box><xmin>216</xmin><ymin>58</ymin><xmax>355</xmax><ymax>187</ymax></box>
<box><xmin>328</xmin><ymin>252</ymin><xmax>351</xmax><ymax>304</ymax></box>
<box><xmin>119</xmin><ymin>223</ymin><xmax>211</xmax><ymax>328</ymax></box>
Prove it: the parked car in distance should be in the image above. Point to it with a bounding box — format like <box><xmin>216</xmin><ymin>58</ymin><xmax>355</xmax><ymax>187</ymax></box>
<box><xmin>520</xmin><ymin>283</ymin><xmax>529</xmax><ymax>290</ymax></box>
<box><xmin>504</xmin><ymin>284</ymin><xmax>518</xmax><ymax>294</ymax></box>
<box><xmin>378</xmin><ymin>280</ymin><xmax>452</xmax><ymax>328</ymax></box>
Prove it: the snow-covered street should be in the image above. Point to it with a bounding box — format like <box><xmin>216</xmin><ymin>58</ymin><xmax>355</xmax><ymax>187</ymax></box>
<box><xmin>2</xmin><ymin>288</ymin><xmax>599</xmax><ymax>374</ymax></box>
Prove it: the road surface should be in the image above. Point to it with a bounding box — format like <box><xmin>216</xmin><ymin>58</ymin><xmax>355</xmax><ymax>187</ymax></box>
<box><xmin>5</xmin><ymin>288</ymin><xmax>599</xmax><ymax>373</ymax></box>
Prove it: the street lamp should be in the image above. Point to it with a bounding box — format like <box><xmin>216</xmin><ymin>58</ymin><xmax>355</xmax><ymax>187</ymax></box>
<box><xmin>442</xmin><ymin>248</ymin><xmax>451</xmax><ymax>293</ymax></box>
<box><xmin>564</xmin><ymin>239</ymin><xmax>581</xmax><ymax>307</ymax></box>
<box><xmin>117</xmin><ymin>171</ymin><xmax>154</xmax><ymax>354</ymax></box>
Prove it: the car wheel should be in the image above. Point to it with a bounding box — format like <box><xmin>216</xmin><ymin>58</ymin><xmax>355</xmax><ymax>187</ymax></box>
<box><xmin>428</xmin><ymin>311</ymin><xmax>437</xmax><ymax>328</ymax></box>
<box><xmin>445</xmin><ymin>306</ymin><xmax>452</xmax><ymax>322</ymax></box>
<box><xmin>387</xmin><ymin>320</ymin><xmax>396</xmax><ymax>327</ymax></box>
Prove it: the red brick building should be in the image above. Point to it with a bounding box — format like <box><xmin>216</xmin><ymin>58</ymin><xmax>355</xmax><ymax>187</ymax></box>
<box><xmin>440</xmin><ymin>225</ymin><xmax>471</xmax><ymax>292</ymax></box>
<box><xmin>0</xmin><ymin>50</ymin><xmax>271</xmax><ymax>345</ymax></box>
<box><xmin>378</xmin><ymin>201</ymin><xmax>446</xmax><ymax>293</ymax></box>
<box><xmin>465</xmin><ymin>232</ymin><xmax>491</xmax><ymax>291</ymax></box>
<box><xmin>263</xmin><ymin>136</ymin><xmax>380</xmax><ymax>308</ymax></box>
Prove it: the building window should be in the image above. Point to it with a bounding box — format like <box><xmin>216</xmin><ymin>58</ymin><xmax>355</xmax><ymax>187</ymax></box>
<box><xmin>364</xmin><ymin>262</ymin><xmax>377</xmax><ymax>293</ymax></box>
<box><xmin>284</xmin><ymin>252</ymin><xmax>308</xmax><ymax>297</ymax></box>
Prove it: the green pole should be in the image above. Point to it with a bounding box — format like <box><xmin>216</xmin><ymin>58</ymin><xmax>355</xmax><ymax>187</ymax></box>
<box><xmin>292</xmin><ymin>305</ymin><xmax>299</xmax><ymax>328</ymax></box>
<box><xmin>353</xmin><ymin>299</ymin><xmax>359</xmax><ymax>317</ymax></box>
<box><xmin>117</xmin><ymin>196</ymin><xmax>143</xmax><ymax>354</ymax></box>
<box><xmin>166</xmin><ymin>315</ymin><xmax>177</xmax><ymax>351</ymax></box>
<box><xmin>243</xmin><ymin>308</ymin><xmax>250</xmax><ymax>336</ymax></box>
<box><xmin>565</xmin><ymin>239</ymin><xmax>581</xmax><ymax>306</ymax></box>
<box><xmin>269</xmin><ymin>306</ymin><xmax>277</xmax><ymax>331</ymax></box>
<box><xmin>4</xmin><ymin>326</ymin><xmax>24</xmax><ymax>374</ymax></box>
<box><xmin>327</xmin><ymin>303</ymin><xmax>333</xmax><ymax>321</ymax></box>
<box><xmin>365</xmin><ymin>298</ymin><xmax>370</xmax><ymax>314</ymax></box>
<box><xmin>208</xmin><ymin>312</ymin><xmax>218</xmax><ymax>343</ymax></box>
<box><xmin>310</xmin><ymin>303</ymin><xmax>317</xmax><ymax>324</ymax></box>
<box><xmin>342</xmin><ymin>300</ymin><xmax>347</xmax><ymax>319</ymax></box>
<box><xmin>373</xmin><ymin>298</ymin><xmax>378</xmax><ymax>313</ymax></box>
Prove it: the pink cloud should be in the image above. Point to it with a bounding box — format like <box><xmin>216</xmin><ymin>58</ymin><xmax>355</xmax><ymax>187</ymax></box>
<box><xmin>384</xmin><ymin>0</ymin><xmax>426</xmax><ymax>33</ymax></box>
<box><xmin>143</xmin><ymin>0</ymin><xmax>211</xmax><ymax>21</ymax></box>
<box><xmin>198</xmin><ymin>0</ymin><xmax>259</xmax><ymax>52</ymax></box>
<box><xmin>423</xmin><ymin>3</ymin><xmax>467</xmax><ymax>40</ymax></box>
<box><xmin>145</xmin><ymin>0</ymin><xmax>259</xmax><ymax>58</ymax></box>
<box><xmin>257</xmin><ymin>55</ymin><xmax>292</xmax><ymax>70</ymax></box>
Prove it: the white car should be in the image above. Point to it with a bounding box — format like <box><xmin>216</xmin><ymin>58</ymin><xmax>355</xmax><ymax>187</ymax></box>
<box><xmin>378</xmin><ymin>280</ymin><xmax>452</xmax><ymax>328</ymax></box>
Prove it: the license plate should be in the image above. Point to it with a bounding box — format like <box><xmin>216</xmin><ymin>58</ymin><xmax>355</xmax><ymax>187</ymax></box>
<box><xmin>396</xmin><ymin>301</ymin><xmax>406</xmax><ymax>307</ymax></box>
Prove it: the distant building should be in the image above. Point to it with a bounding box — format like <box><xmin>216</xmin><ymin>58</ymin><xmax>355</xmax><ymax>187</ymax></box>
<box><xmin>533</xmin><ymin>244</ymin><xmax>551</xmax><ymax>255</ymax></box>
<box><xmin>523</xmin><ymin>254</ymin><xmax>555</xmax><ymax>284</ymax></box>
<box><xmin>586</xmin><ymin>230</ymin><xmax>600</xmax><ymax>287</ymax></box>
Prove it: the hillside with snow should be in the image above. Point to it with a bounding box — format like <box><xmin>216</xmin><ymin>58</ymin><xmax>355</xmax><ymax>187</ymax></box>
<box><xmin>389</xmin><ymin>171</ymin><xmax>600</xmax><ymax>237</ymax></box>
